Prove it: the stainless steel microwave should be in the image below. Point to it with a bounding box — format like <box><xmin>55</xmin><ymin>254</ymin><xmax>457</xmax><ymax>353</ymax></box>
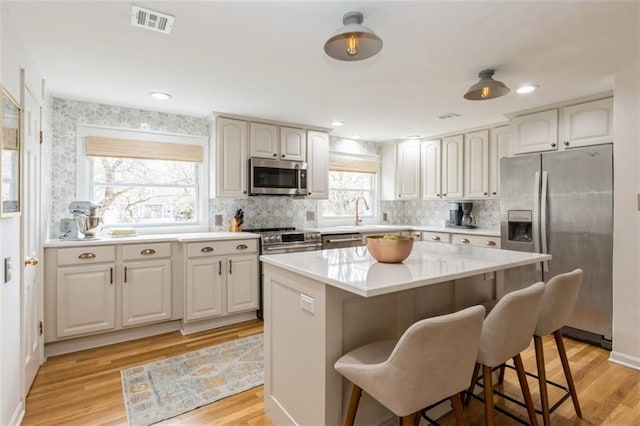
<box><xmin>249</xmin><ymin>158</ymin><xmax>308</xmax><ymax>196</ymax></box>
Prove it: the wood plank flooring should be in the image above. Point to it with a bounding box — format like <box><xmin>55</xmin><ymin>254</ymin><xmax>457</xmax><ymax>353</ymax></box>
<box><xmin>23</xmin><ymin>319</ymin><xmax>640</xmax><ymax>425</ymax></box>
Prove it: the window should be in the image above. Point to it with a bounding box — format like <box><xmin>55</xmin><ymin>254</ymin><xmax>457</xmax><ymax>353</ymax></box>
<box><xmin>320</xmin><ymin>153</ymin><xmax>379</xmax><ymax>223</ymax></box>
<box><xmin>77</xmin><ymin>126</ymin><xmax>208</xmax><ymax>231</ymax></box>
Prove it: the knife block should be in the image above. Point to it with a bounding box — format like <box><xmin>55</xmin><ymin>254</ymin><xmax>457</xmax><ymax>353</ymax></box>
<box><xmin>229</xmin><ymin>217</ymin><xmax>242</xmax><ymax>232</ymax></box>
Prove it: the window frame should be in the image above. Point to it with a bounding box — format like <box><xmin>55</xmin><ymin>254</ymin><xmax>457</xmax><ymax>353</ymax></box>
<box><xmin>76</xmin><ymin>124</ymin><xmax>209</xmax><ymax>234</ymax></box>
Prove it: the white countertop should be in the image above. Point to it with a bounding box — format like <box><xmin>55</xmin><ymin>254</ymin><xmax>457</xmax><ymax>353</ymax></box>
<box><xmin>311</xmin><ymin>224</ymin><xmax>500</xmax><ymax>237</ymax></box>
<box><xmin>260</xmin><ymin>241</ymin><xmax>549</xmax><ymax>297</ymax></box>
<box><xmin>44</xmin><ymin>231</ymin><xmax>260</xmax><ymax>248</ymax></box>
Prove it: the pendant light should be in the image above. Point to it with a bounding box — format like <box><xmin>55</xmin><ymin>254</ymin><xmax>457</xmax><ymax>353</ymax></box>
<box><xmin>464</xmin><ymin>69</ymin><xmax>510</xmax><ymax>100</ymax></box>
<box><xmin>324</xmin><ymin>11</ymin><xmax>383</xmax><ymax>61</ymax></box>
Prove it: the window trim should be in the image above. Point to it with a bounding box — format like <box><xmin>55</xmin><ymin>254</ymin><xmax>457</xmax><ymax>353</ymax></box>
<box><xmin>76</xmin><ymin>124</ymin><xmax>209</xmax><ymax>234</ymax></box>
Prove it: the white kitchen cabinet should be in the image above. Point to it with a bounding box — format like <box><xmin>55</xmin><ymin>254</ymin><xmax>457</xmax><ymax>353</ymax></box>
<box><xmin>464</xmin><ymin>129</ymin><xmax>489</xmax><ymax>199</ymax></box>
<box><xmin>489</xmin><ymin>126</ymin><xmax>508</xmax><ymax>198</ymax></box>
<box><xmin>280</xmin><ymin>126</ymin><xmax>307</xmax><ymax>161</ymax></box>
<box><xmin>510</xmin><ymin>97</ymin><xmax>613</xmax><ymax>155</ymax></box>
<box><xmin>421</xmin><ymin>139</ymin><xmax>442</xmax><ymax>200</ymax></box>
<box><xmin>452</xmin><ymin>233</ymin><xmax>500</xmax><ymax>248</ymax></box>
<box><xmin>184</xmin><ymin>239</ymin><xmax>259</xmax><ymax>322</ymax></box>
<box><xmin>250</xmin><ymin>122</ymin><xmax>279</xmax><ymax>159</ymax></box>
<box><xmin>306</xmin><ymin>131</ymin><xmax>329</xmax><ymax>199</ymax></box>
<box><xmin>421</xmin><ymin>231</ymin><xmax>451</xmax><ymax>244</ymax></box>
<box><xmin>442</xmin><ymin>134</ymin><xmax>464</xmax><ymax>199</ymax></box>
<box><xmin>213</xmin><ymin>117</ymin><xmax>248</xmax><ymax>198</ymax></box>
<box><xmin>381</xmin><ymin>141</ymin><xmax>421</xmax><ymax>200</ymax></box>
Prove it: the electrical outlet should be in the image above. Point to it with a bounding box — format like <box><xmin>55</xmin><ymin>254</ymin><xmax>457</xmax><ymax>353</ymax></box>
<box><xmin>383</xmin><ymin>212</ymin><xmax>388</xmax><ymax>222</ymax></box>
<box><xmin>306</xmin><ymin>211</ymin><xmax>315</xmax><ymax>221</ymax></box>
<box><xmin>215</xmin><ymin>214</ymin><xmax>223</xmax><ymax>226</ymax></box>
<box><xmin>4</xmin><ymin>257</ymin><xmax>12</xmax><ymax>283</ymax></box>
<box><xmin>300</xmin><ymin>293</ymin><xmax>314</xmax><ymax>314</ymax></box>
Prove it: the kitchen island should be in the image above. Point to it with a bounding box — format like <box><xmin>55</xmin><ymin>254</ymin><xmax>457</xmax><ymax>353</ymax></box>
<box><xmin>261</xmin><ymin>241</ymin><xmax>550</xmax><ymax>425</ymax></box>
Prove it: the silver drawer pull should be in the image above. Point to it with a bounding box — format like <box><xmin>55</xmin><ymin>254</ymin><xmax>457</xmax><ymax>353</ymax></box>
<box><xmin>236</xmin><ymin>244</ymin><xmax>248</xmax><ymax>250</ymax></box>
<box><xmin>201</xmin><ymin>247</ymin><xmax>214</xmax><ymax>253</ymax></box>
<box><xmin>78</xmin><ymin>252</ymin><xmax>96</xmax><ymax>259</ymax></box>
<box><xmin>432</xmin><ymin>236</ymin><xmax>441</xmax><ymax>241</ymax></box>
<box><xmin>140</xmin><ymin>248</ymin><xmax>156</xmax><ymax>255</ymax></box>
<box><xmin>484</xmin><ymin>241</ymin><xmax>497</xmax><ymax>246</ymax></box>
<box><xmin>460</xmin><ymin>238</ymin><xmax>470</xmax><ymax>244</ymax></box>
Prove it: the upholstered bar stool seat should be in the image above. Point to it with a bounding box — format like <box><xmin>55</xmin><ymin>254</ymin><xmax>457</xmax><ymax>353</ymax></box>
<box><xmin>335</xmin><ymin>305</ymin><xmax>486</xmax><ymax>426</ymax></box>
<box><xmin>466</xmin><ymin>281</ymin><xmax>545</xmax><ymax>426</ymax></box>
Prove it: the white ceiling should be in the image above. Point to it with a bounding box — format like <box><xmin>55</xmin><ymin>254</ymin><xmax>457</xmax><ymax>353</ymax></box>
<box><xmin>4</xmin><ymin>1</ymin><xmax>639</xmax><ymax>141</ymax></box>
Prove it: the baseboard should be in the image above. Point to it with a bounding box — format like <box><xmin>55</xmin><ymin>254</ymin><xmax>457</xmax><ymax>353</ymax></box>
<box><xmin>8</xmin><ymin>400</ymin><xmax>24</xmax><ymax>426</ymax></box>
<box><xmin>181</xmin><ymin>311</ymin><xmax>257</xmax><ymax>335</ymax></box>
<box><xmin>609</xmin><ymin>351</ymin><xmax>640</xmax><ymax>371</ymax></box>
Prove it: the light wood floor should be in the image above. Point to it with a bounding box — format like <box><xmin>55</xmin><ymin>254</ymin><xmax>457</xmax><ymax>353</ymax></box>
<box><xmin>23</xmin><ymin>319</ymin><xmax>640</xmax><ymax>425</ymax></box>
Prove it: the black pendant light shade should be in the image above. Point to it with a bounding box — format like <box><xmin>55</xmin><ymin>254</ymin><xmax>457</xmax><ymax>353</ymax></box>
<box><xmin>464</xmin><ymin>69</ymin><xmax>510</xmax><ymax>100</ymax></box>
<box><xmin>324</xmin><ymin>11</ymin><xmax>383</xmax><ymax>61</ymax></box>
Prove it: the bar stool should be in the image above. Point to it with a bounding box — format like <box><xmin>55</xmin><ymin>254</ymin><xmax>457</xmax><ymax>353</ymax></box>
<box><xmin>466</xmin><ymin>282</ymin><xmax>545</xmax><ymax>426</ymax></box>
<box><xmin>533</xmin><ymin>269</ymin><xmax>584</xmax><ymax>425</ymax></box>
<box><xmin>334</xmin><ymin>305</ymin><xmax>485</xmax><ymax>426</ymax></box>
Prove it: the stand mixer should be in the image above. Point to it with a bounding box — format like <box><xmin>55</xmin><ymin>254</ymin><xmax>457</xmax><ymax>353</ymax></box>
<box><xmin>62</xmin><ymin>201</ymin><xmax>103</xmax><ymax>240</ymax></box>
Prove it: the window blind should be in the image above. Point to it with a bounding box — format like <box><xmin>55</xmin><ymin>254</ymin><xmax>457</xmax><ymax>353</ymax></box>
<box><xmin>329</xmin><ymin>154</ymin><xmax>379</xmax><ymax>173</ymax></box>
<box><xmin>2</xmin><ymin>128</ymin><xmax>18</xmax><ymax>150</ymax></box>
<box><xmin>85</xmin><ymin>136</ymin><xmax>203</xmax><ymax>162</ymax></box>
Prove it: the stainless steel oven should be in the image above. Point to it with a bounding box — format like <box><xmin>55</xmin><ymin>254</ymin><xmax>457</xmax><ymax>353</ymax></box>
<box><xmin>249</xmin><ymin>158</ymin><xmax>308</xmax><ymax>196</ymax></box>
<box><xmin>245</xmin><ymin>228</ymin><xmax>322</xmax><ymax>319</ymax></box>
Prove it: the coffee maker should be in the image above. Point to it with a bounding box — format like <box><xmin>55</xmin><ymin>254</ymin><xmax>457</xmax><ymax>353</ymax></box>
<box><xmin>449</xmin><ymin>202</ymin><xmax>463</xmax><ymax>226</ymax></box>
<box><xmin>460</xmin><ymin>202</ymin><xmax>476</xmax><ymax>228</ymax></box>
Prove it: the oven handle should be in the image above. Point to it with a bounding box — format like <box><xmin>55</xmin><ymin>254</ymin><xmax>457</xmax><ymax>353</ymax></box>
<box><xmin>262</xmin><ymin>243</ymin><xmax>322</xmax><ymax>253</ymax></box>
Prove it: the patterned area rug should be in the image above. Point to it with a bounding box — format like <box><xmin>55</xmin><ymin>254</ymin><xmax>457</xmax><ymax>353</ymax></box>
<box><xmin>121</xmin><ymin>334</ymin><xmax>263</xmax><ymax>426</ymax></box>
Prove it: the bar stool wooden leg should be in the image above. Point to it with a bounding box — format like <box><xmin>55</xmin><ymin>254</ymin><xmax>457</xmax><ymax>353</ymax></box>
<box><xmin>466</xmin><ymin>362</ymin><xmax>481</xmax><ymax>405</ymax></box>
<box><xmin>554</xmin><ymin>330</ymin><xmax>582</xmax><ymax>418</ymax></box>
<box><xmin>483</xmin><ymin>365</ymin><xmax>495</xmax><ymax>426</ymax></box>
<box><xmin>451</xmin><ymin>392</ymin><xmax>468</xmax><ymax>426</ymax></box>
<box><xmin>400</xmin><ymin>413</ymin><xmax>416</xmax><ymax>426</ymax></box>
<box><xmin>498</xmin><ymin>364</ymin><xmax>506</xmax><ymax>384</ymax></box>
<box><xmin>534</xmin><ymin>336</ymin><xmax>551</xmax><ymax>425</ymax></box>
<box><xmin>513</xmin><ymin>354</ymin><xmax>539</xmax><ymax>426</ymax></box>
<box><xmin>345</xmin><ymin>384</ymin><xmax>362</xmax><ymax>426</ymax></box>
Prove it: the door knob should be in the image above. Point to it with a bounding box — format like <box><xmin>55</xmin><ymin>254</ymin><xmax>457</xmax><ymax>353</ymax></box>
<box><xmin>25</xmin><ymin>257</ymin><xmax>39</xmax><ymax>266</ymax></box>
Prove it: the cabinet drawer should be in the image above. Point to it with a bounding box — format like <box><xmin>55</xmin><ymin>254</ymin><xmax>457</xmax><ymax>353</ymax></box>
<box><xmin>187</xmin><ymin>239</ymin><xmax>258</xmax><ymax>258</ymax></box>
<box><xmin>453</xmin><ymin>234</ymin><xmax>500</xmax><ymax>248</ymax></box>
<box><xmin>122</xmin><ymin>243</ymin><xmax>171</xmax><ymax>260</ymax></box>
<box><xmin>422</xmin><ymin>231</ymin><xmax>451</xmax><ymax>244</ymax></box>
<box><xmin>57</xmin><ymin>245</ymin><xmax>116</xmax><ymax>266</ymax></box>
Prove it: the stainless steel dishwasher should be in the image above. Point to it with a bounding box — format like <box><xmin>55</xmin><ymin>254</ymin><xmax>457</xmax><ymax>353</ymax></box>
<box><xmin>321</xmin><ymin>233</ymin><xmax>363</xmax><ymax>249</ymax></box>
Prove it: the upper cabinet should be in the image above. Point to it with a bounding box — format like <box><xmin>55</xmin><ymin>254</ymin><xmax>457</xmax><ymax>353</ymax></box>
<box><xmin>306</xmin><ymin>131</ymin><xmax>329</xmax><ymax>199</ymax></box>
<box><xmin>489</xmin><ymin>126</ymin><xmax>509</xmax><ymax>198</ymax></box>
<box><xmin>463</xmin><ymin>130</ymin><xmax>489</xmax><ymax>199</ymax></box>
<box><xmin>211</xmin><ymin>117</ymin><xmax>248</xmax><ymax>198</ymax></box>
<box><xmin>421</xmin><ymin>139</ymin><xmax>442</xmax><ymax>200</ymax></box>
<box><xmin>381</xmin><ymin>141</ymin><xmax>421</xmax><ymax>200</ymax></box>
<box><xmin>441</xmin><ymin>134</ymin><xmax>464</xmax><ymax>199</ymax></box>
<box><xmin>510</xmin><ymin>97</ymin><xmax>613</xmax><ymax>155</ymax></box>
<box><xmin>250</xmin><ymin>123</ymin><xmax>306</xmax><ymax>161</ymax></box>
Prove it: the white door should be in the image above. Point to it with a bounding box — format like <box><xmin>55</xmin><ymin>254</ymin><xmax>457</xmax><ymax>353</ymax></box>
<box><xmin>22</xmin><ymin>80</ymin><xmax>43</xmax><ymax>391</ymax></box>
<box><xmin>216</xmin><ymin>117</ymin><xmax>248</xmax><ymax>197</ymax></box>
<box><xmin>464</xmin><ymin>129</ymin><xmax>489</xmax><ymax>198</ymax></box>
<box><xmin>442</xmin><ymin>134</ymin><xmax>464</xmax><ymax>199</ymax></box>
<box><xmin>226</xmin><ymin>255</ymin><xmax>259</xmax><ymax>313</ymax></box>
<box><xmin>396</xmin><ymin>142</ymin><xmax>421</xmax><ymax>200</ymax></box>
<box><xmin>250</xmin><ymin>122</ymin><xmax>279</xmax><ymax>159</ymax></box>
<box><xmin>306</xmin><ymin>131</ymin><xmax>329</xmax><ymax>199</ymax></box>
<box><xmin>121</xmin><ymin>259</ymin><xmax>172</xmax><ymax>327</ymax></box>
<box><xmin>280</xmin><ymin>127</ymin><xmax>306</xmax><ymax>161</ymax></box>
<box><xmin>421</xmin><ymin>139</ymin><xmax>441</xmax><ymax>200</ymax></box>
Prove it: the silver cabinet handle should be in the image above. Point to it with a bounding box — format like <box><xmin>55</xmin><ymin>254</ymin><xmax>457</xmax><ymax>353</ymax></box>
<box><xmin>140</xmin><ymin>248</ymin><xmax>156</xmax><ymax>255</ymax></box>
<box><xmin>201</xmin><ymin>247</ymin><xmax>214</xmax><ymax>253</ymax></box>
<box><xmin>78</xmin><ymin>252</ymin><xmax>96</xmax><ymax>259</ymax></box>
<box><xmin>484</xmin><ymin>241</ymin><xmax>496</xmax><ymax>246</ymax></box>
<box><xmin>432</xmin><ymin>236</ymin><xmax>441</xmax><ymax>241</ymax></box>
<box><xmin>460</xmin><ymin>238</ymin><xmax>470</xmax><ymax>244</ymax></box>
<box><xmin>236</xmin><ymin>244</ymin><xmax>248</xmax><ymax>250</ymax></box>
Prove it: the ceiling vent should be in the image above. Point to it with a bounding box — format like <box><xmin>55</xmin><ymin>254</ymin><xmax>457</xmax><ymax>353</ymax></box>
<box><xmin>131</xmin><ymin>5</ymin><xmax>174</xmax><ymax>34</ymax></box>
<box><xmin>437</xmin><ymin>113</ymin><xmax>461</xmax><ymax>120</ymax></box>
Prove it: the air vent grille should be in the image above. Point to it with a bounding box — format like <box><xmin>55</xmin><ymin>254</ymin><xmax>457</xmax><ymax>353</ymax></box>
<box><xmin>131</xmin><ymin>5</ymin><xmax>174</xmax><ymax>34</ymax></box>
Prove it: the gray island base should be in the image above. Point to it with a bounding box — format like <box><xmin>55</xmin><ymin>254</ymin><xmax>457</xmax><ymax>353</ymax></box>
<box><xmin>261</xmin><ymin>242</ymin><xmax>551</xmax><ymax>425</ymax></box>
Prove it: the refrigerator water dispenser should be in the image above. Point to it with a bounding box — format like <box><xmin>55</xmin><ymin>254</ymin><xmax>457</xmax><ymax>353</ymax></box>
<box><xmin>507</xmin><ymin>210</ymin><xmax>532</xmax><ymax>242</ymax></box>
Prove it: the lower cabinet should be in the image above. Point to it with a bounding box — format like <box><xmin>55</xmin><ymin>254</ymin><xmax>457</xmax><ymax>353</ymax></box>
<box><xmin>184</xmin><ymin>239</ymin><xmax>259</xmax><ymax>322</ymax></box>
<box><xmin>452</xmin><ymin>233</ymin><xmax>500</xmax><ymax>248</ymax></box>
<box><xmin>121</xmin><ymin>258</ymin><xmax>172</xmax><ymax>327</ymax></box>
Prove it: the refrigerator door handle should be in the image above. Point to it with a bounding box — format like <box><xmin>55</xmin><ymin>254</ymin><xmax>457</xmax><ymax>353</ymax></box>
<box><xmin>541</xmin><ymin>170</ymin><xmax>549</xmax><ymax>272</ymax></box>
<box><xmin>533</xmin><ymin>171</ymin><xmax>541</xmax><ymax>271</ymax></box>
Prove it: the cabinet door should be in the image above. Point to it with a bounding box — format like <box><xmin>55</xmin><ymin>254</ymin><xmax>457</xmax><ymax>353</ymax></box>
<box><xmin>561</xmin><ymin>98</ymin><xmax>613</xmax><ymax>149</ymax></box>
<box><xmin>216</xmin><ymin>117</ymin><xmax>248</xmax><ymax>197</ymax></box>
<box><xmin>421</xmin><ymin>231</ymin><xmax>450</xmax><ymax>243</ymax></box>
<box><xmin>396</xmin><ymin>142</ymin><xmax>421</xmax><ymax>200</ymax></box>
<box><xmin>442</xmin><ymin>134</ymin><xmax>464</xmax><ymax>199</ymax></box>
<box><xmin>121</xmin><ymin>259</ymin><xmax>171</xmax><ymax>327</ymax></box>
<box><xmin>421</xmin><ymin>139</ymin><xmax>441</xmax><ymax>200</ymax></box>
<box><xmin>226</xmin><ymin>255</ymin><xmax>259</xmax><ymax>313</ymax></box>
<box><xmin>452</xmin><ymin>234</ymin><xmax>500</xmax><ymax>248</ymax></box>
<box><xmin>56</xmin><ymin>264</ymin><xmax>115</xmax><ymax>338</ymax></box>
<box><xmin>464</xmin><ymin>130</ymin><xmax>489</xmax><ymax>199</ymax></box>
<box><xmin>250</xmin><ymin>122</ymin><xmax>279</xmax><ymax>159</ymax></box>
<box><xmin>186</xmin><ymin>257</ymin><xmax>224</xmax><ymax>321</ymax></box>
<box><xmin>307</xmin><ymin>131</ymin><xmax>329</xmax><ymax>199</ymax></box>
<box><xmin>510</xmin><ymin>109</ymin><xmax>558</xmax><ymax>154</ymax></box>
<box><xmin>280</xmin><ymin>127</ymin><xmax>307</xmax><ymax>161</ymax></box>
<box><xmin>489</xmin><ymin>126</ymin><xmax>509</xmax><ymax>198</ymax></box>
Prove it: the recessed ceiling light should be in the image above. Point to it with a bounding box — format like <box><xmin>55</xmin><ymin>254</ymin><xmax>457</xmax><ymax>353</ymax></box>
<box><xmin>351</xmin><ymin>135</ymin><xmax>361</xmax><ymax>139</ymax></box>
<box><xmin>516</xmin><ymin>85</ymin><xmax>539</xmax><ymax>94</ymax></box>
<box><xmin>407</xmin><ymin>135</ymin><xmax>422</xmax><ymax>139</ymax></box>
<box><xmin>331</xmin><ymin>121</ymin><xmax>344</xmax><ymax>127</ymax></box>
<box><xmin>150</xmin><ymin>91</ymin><xmax>172</xmax><ymax>100</ymax></box>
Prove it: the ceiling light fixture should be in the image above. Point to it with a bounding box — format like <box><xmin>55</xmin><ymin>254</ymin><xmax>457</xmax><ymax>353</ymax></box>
<box><xmin>150</xmin><ymin>92</ymin><xmax>172</xmax><ymax>100</ymax></box>
<box><xmin>407</xmin><ymin>135</ymin><xmax>422</xmax><ymax>139</ymax></box>
<box><xmin>324</xmin><ymin>11</ymin><xmax>383</xmax><ymax>61</ymax></box>
<box><xmin>516</xmin><ymin>85</ymin><xmax>539</xmax><ymax>94</ymax></box>
<box><xmin>464</xmin><ymin>69</ymin><xmax>510</xmax><ymax>101</ymax></box>
<box><xmin>331</xmin><ymin>121</ymin><xmax>345</xmax><ymax>127</ymax></box>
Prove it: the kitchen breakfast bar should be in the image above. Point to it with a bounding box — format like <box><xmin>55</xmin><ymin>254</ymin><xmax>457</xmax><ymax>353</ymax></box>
<box><xmin>261</xmin><ymin>241</ymin><xmax>551</xmax><ymax>425</ymax></box>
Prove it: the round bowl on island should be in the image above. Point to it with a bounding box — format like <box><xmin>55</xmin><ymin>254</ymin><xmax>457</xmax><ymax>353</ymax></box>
<box><xmin>366</xmin><ymin>235</ymin><xmax>414</xmax><ymax>263</ymax></box>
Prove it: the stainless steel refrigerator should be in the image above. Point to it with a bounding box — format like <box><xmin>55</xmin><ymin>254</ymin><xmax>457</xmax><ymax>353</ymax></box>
<box><xmin>500</xmin><ymin>144</ymin><xmax>613</xmax><ymax>348</ymax></box>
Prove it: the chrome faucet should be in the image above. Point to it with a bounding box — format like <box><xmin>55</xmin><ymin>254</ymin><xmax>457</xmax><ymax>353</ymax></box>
<box><xmin>354</xmin><ymin>196</ymin><xmax>370</xmax><ymax>226</ymax></box>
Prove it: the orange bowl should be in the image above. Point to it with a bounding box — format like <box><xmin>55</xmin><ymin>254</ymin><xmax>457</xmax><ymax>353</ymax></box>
<box><xmin>366</xmin><ymin>235</ymin><xmax>414</xmax><ymax>263</ymax></box>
